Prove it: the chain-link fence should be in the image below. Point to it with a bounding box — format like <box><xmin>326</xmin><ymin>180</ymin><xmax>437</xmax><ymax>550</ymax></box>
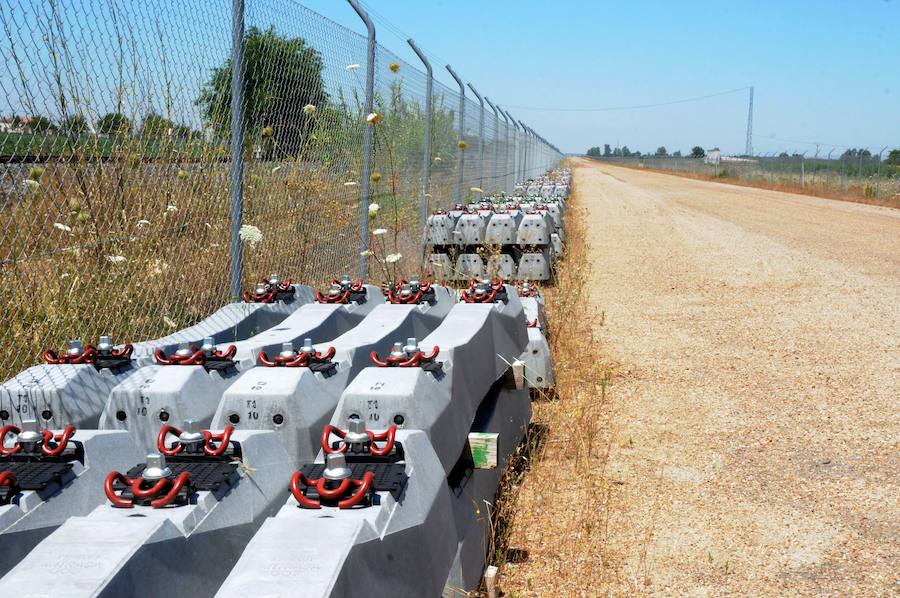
<box><xmin>0</xmin><ymin>0</ymin><xmax>562</xmax><ymax>381</ymax></box>
<box><xmin>594</xmin><ymin>153</ymin><xmax>900</xmax><ymax>205</ymax></box>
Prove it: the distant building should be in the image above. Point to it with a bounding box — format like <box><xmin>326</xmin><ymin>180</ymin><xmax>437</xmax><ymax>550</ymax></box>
<box><xmin>0</xmin><ymin>116</ymin><xmax>33</xmax><ymax>134</ymax></box>
<box><xmin>704</xmin><ymin>148</ymin><xmax>721</xmax><ymax>165</ymax></box>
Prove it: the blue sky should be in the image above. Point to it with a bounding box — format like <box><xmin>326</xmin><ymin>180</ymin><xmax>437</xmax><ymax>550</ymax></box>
<box><xmin>302</xmin><ymin>0</ymin><xmax>900</xmax><ymax>155</ymax></box>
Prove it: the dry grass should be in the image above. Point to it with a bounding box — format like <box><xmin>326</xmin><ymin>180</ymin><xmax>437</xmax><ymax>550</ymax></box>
<box><xmin>481</xmin><ymin>161</ymin><xmax>622</xmax><ymax>596</ymax></box>
<box><xmin>609</xmin><ymin>161</ymin><xmax>900</xmax><ymax>210</ymax></box>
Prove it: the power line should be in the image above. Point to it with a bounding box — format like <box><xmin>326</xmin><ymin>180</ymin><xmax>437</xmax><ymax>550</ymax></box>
<box><xmin>501</xmin><ymin>86</ymin><xmax>752</xmax><ymax>112</ymax></box>
<box><xmin>357</xmin><ymin>0</ymin><xmax>451</xmax><ymax>68</ymax></box>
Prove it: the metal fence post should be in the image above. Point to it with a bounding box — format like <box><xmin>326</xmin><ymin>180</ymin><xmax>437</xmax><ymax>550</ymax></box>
<box><xmin>445</xmin><ymin>65</ymin><xmax>465</xmax><ymax>204</ymax></box>
<box><xmin>800</xmin><ymin>153</ymin><xmax>805</xmax><ymax>188</ymax></box>
<box><xmin>518</xmin><ymin>122</ymin><xmax>528</xmax><ymax>181</ymax></box>
<box><xmin>499</xmin><ymin>110</ymin><xmax>510</xmax><ymax>192</ymax></box>
<box><xmin>506</xmin><ymin>112</ymin><xmax>518</xmax><ymax>187</ymax></box>
<box><xmin>348</xmin><ymin>0</ymin><xmax>375</xmax><ymax>279</ymax></box>
<box><xmin>408</xmin><ymin>38</ymin><xmax>432</xmax><ymax>265</ymax></box>
<box><xmin>484</xmin><ymin>97</ymin><xmax>500</xmax><ymax>192</ymax></box>
<box><xmin>229</xmin><ymin>0</ymin><xmax>245</xmax><ymax>300</ymax></box>
<box><xmin>876</xmin><ymin>146</ymin><xmax>887</xmax><ymax>198</ymax></box>
<box><xmin>840</xmin><ymin>154</ymin><xmax>846</xmax><ymax>191</ymax></box>
<box><xmin>466</xmin><ymin>83</ymin><xmax>484</xmax><ymax>197</ymax></box>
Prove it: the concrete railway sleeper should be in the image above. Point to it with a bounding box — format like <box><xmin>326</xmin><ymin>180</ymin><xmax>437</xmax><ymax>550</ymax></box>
<box><xmin>0</xmin><ymin>166</ymin><xmax>569</xmax><ymax>597</ymax></box>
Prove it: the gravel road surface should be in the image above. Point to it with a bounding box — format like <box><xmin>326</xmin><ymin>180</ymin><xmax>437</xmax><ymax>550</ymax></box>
<box><xmin>581</xmin><ymin>160</ymin><xmax>899</xmax><ymax>596</ymax></box>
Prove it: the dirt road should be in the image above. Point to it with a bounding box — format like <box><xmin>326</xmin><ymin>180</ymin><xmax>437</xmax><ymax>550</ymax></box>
<box><xmin>577</xmin><ymin>160</ymin><xmax>899</xmax><ymax>595</ymax></box>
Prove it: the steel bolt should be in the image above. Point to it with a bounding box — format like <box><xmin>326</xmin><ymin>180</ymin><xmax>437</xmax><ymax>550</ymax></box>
<box><xmin>97</xmin><ymin>335</ymin><xmax>113</xmax><ymax>353</ymax></box>
<box><xmin>143</xmin><ymin>453</ymin><xmax>173</xmax><ymax>480</ymax></box>
<box><xmin>66</xmin><ymin>339</ymin><xmax>83</xmax><ymax>355</ymax></box>
<box><xmin>179</xmin><ymin>419</ymin><xmax>204</xmax><ymax>445</ymax></box>
<box><xmin>322</xmin><ymin>453</ymin><xmax>352</xmax><ymax>481</ymax></box>
<box><xmin>344</xmin><ymin>418</ymin><xmax>369</xmax><ymax>446</ymax></box>
<box><xmin>17</xmin><ymin>418</ymin><xmax>42</xmax><ymax>446</ymax></box>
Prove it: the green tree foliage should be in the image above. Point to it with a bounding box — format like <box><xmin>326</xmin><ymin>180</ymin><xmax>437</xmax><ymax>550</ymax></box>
<box><xmin>197</xmin><ymin>26</ymin><xmax>327</xmax><ymax>157</ymax></box>
<box><xmin>621</xmin><ymin>145</ymin><xmax>632</xmax><ymax>157</ymax></box>
<box><xmin>690</xmin><ymin>146</ymin><xmax>705</xmax><ymax>158</ymax></box>
<box><xmin>59</xmin><ymin>114</ymin><xmax>88</xmax><ymax>136</ymax></box>
<box><xmin>97</xmin><ymin>112</ymin><xmax>132</xmax><ymax>136</ymax></box>
<box><xmin>655</xmin><ymin>146</ymin><xmax>667</xmax><ymax>157</ymax></box>
<box><xmin>841</xmin><ymin>148</ymin><xmax>871</xmax><ymax>159</ymax></box>
<box><xmin>586</xmin><ymin>146</ymin><xmax>601</xmax><ymax>157</ymax></box>
<box><xmin>27</xmin><ymin>115</ymin><xmax>54</xmax><ymax>133</ymax></box>
<box><xmin>603</xmin><ymin>144</ymin><xmax>612</xmax><ymax>156</ymax></box>
<box><xmin>886</xmin><ymin>149</ymin><xmax>900</xmax><ymax>166</ymax></box>
<box><xmin>673</xmin><ymin>150</ymin><xmax>682</xmax><ymax>157</ymax></box>
<box><xmin>139</xmin><ymin>112</ymin><xmax>191</xmax><ymax>139</ymax></box>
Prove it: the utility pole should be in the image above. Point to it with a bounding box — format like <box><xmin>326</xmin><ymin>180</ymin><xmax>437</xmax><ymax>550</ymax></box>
<box><xmin>745</xmin><ymin>86</ymin><xmax>754</xmax><ymax>157</ymax></box>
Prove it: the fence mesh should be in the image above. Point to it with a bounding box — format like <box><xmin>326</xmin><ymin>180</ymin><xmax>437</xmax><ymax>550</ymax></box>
<box><xmin>0</xmin><ymin>0</ymin><xmax>562</xmax><ymax>381</ymax></box>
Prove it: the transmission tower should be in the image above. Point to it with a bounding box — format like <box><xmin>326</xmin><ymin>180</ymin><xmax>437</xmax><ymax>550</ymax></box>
<box><xmin>745</xmin><ymin>86</ymin><xmax>754</xmax><ymax>156</ymax></box>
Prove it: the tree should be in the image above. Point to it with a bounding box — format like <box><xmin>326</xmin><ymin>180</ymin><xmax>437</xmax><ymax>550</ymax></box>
<box><xmin>673</xmin><ymin>150</ymin><xmax>682</xmax><ymax>157</ymax></box>
<box><xmin>586</xmin><ymin>146</ymin><xmax>601</xmax><ymax>157</ymax></box>
<box><xmin>655</xmin><ymin>146</ymin><xmax>667</xmax><ymax>157</ymax></box>
<box><xmin>139</xmin><ymin>112</ymin><xmax>191</xmax><ymax>139</ymax></box>
<box><xmin>28</xmin><ymin>115</ymin><xmax>54</xmax><ymax>133</ymax></box>
<box><xmin>197</xmin><ymin>26</ymin><xmax>327</xmax><ymax>157</ymax></box>
<box><xmin>886</xmin><ymin>149</ymin><xmax>900</xmax><ymax>166</ymax></box>
<box><xmin>59</xmin><ymin>114</ymin><xmax>88</xmax><ymax>136</ymax></box>
<box><xmin>603</xmin><ymin>144</ymin><xmax>612</xmax><ymax>157</ymax></box>
<box><xmin>621</xmin><ymin>145</ymin><xmax>632</xmax><ymax>157</ymax></box>
<box><xmin>97</xmin><ymin>112</ymin><xmax>132</xmax><ymax>136</ymax></box>
<box><xmin>690</xmin><ymin>146</ymin><xmax>705</xmax><ymax>158</ymax></box>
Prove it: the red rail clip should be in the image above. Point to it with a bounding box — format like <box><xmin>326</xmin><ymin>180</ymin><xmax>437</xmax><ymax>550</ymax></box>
<box><xmin>321</xmin><ymin>423</ymin><xmax>397</xmax><ymax>456</ymax></box>
<box><xmin>104</xmin><ymin>470</ymin><xmax>192</xmax><ymax>509</ymax></box>
<box><xmin>383</xmin><ymin>278</ymin><xmax>432</xmax><ymax>304</ymax></box>
<box><xmin>461</xmin><ymin>277</ymin><xmax>505</xmax><ymax>303</ymax></box>
<box><xmin>316</xmin><ymin>278</ymin><xmax>364</xmax><ymax>304</ymax></box>
<box><xmin>157</xmin><ymin>424</ymin><xmax>234</xmax><ymax>457</ymax></box>
<box><xmin>370</xmin><ymin>345</ymin><xmax>439</xmax><ymax>368</ymax></box>
<box><xmin>154</xmin><ymin>344</ymin><xmax>236</xmax><ymax>366</ymax></box>
<box><xmin>0</xmin><ymin>424</ymin><xmax>76</xmax><ymax>457</ymax></box>
<box><xmin>257</xmin><ymin>346</ymin><xmax>335</xmax><ymax>367</ymax></box>
<box><xmin>290</xmin><ymin>470</ymin><xmax>374</xmax><ymax>509</ymax></box>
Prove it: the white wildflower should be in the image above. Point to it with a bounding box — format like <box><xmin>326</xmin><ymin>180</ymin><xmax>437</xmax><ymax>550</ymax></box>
<box><xmin>344</xmin><ymin>181</ymin><xmax>358</xmax><ymax>187</ymax></box>
<box><xmin>368</xmin><ymin>203</ymin><xmax>380</xmax><ymax>217</ymax></box>
<box><xmin>360</xmin><ymin>249</ymin><xmax>375</xmax><ymax>256</ymax></box>
<box><xmin>163</xmin><ymin>316</ymin><xmax>177</xmax><ymax>328</ymax></box>
<box><xmin>136</xmin><ymin>219</ymin><xmax>150</xmax><ymax>227</ymax></box>
<box><xmin>385</xmin><ymin>253</ymin><xmax>402</xmax><ymax>264</ymax></box>
<box><xmin>23</xmin><ymin>179</ymin><xmax>39</xmax><ymax>191</ymax></box>
<box><xmin>302</xmin><ymin>104</ymin><xmax>317</xmax><ymax>116</ymax></box>
<box><xmin>372</xmin><ymin>228</ymin><xmax>387</xmax><ymax>236</ymax></box>
<box><xmin>366</xmin><ymin>112</ymin><xmax>383</xmax><ymax>125</ymax></box>
<box><xmin>239</xmin><ymin>224</ymin><xmax>263</xmax><ymax>248</ymax></box>
<box><xmin>166</xmin><ymin>205</ymin><xmax>178</xmax><ymax>212</ymax></box>
<box><xmin>346</xmin><ymin>63</ymin><xmax>360</xmax><ymax>71</ymax></box>
<box><xmin>106</xmin><ymin>255</ymin><xmax>126</xmax><ymax>264</ymax></box>
<box><xmin>53</xmin><ymin>222</ymin><xmax>72</xmax><ymax>232</ymax></box>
